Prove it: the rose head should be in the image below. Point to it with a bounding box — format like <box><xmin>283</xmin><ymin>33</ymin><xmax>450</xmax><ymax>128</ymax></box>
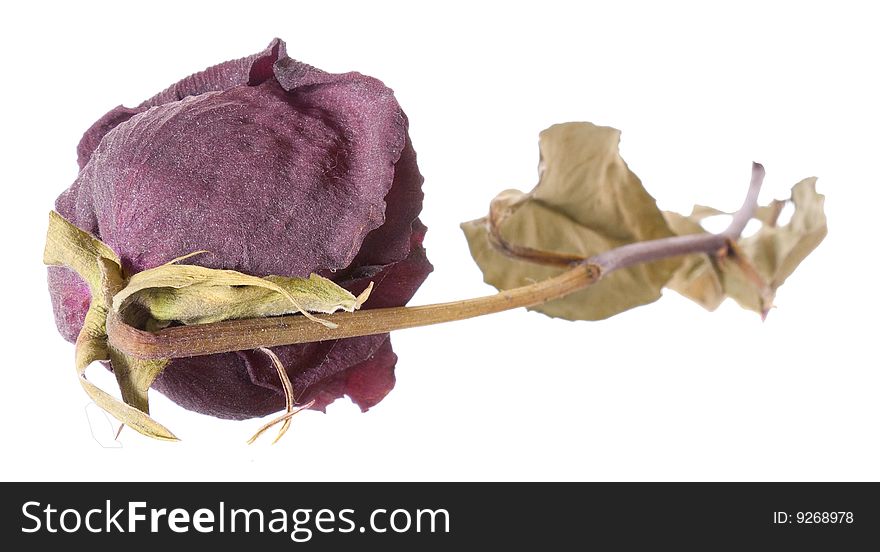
<box><xmin>48</xmin><ymin>39</ymin><xmax>432</xmax><ymax>420</ymax></box>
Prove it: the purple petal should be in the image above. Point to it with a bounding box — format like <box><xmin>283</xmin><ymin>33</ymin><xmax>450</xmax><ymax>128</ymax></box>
<box><xmin>141</xmin><ymin>38</ymin><xmax>286</xmax><ymax>107</ymax></box>
<box><xmin>47</xmin><ymin>266</ymin><xmax>91</xmax><ymax>343</ymax></box>
<box><xmin>349</xmin><ymin>132</ymin><xmax>425</xmax><ymax>267</ymax></box>
<box><xmin>77</xmin><ymin>106</ymin><xmax>145</xmax><ymax>170</ymax></box>
<box><xmin>61</xmin><ymin>77</ymin><xmax>405</xmax><ymax>277</ymax></box>
<box><xmin>152</xmin><ymin>334</ymin><xmax>389</xmax><ymax>420</ymax></box>
<box><xmin>75</xmin><ymin>39</ymin><xmax>286</xmax><ymax>171</ymax></box>
<box><xmin>304</xmin><ymin>338</ymin><xmax>398</xmax><ymax>412</ymax></box>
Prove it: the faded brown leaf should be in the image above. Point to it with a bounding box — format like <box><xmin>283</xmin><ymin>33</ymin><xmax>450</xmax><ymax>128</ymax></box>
<box><xmin>662</xmin><ymin>210</ymin><xmax>726</xmax><ymax>311</ymax></box>
<box><xmin>664</xmin><ymin>177</ymin><xmax>826</xmax><ymax>314</ymax></box>
<box><xmin>462</xmin><ymin>122</ymin><xmax>679</xmax><ymax>320</ymax></box>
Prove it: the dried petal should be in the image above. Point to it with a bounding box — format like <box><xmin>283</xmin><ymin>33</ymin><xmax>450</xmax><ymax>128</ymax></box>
<box><xmin>141</xmin><ymin>38</ymin><xmax>286</xmax><ymax>107</ymax></box>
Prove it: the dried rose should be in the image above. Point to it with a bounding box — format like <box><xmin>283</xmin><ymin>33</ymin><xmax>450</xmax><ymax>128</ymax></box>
<box><xmin>48</xmin><ymin>38</ymin><xmax>432</xmax><ymax>421</ymax></box>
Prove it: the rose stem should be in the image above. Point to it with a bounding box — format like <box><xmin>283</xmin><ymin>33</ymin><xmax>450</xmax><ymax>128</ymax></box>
<box><xmin>107</xmin><ymin>163</ymin><xmax>765</xmax><ymax>360</ymax></box>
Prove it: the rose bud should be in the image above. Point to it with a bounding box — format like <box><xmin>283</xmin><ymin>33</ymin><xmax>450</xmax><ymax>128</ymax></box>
<box><xmin>48</xmin><ymin>38</ymin><xmax>432</xmax><ymax>421</ymax></box>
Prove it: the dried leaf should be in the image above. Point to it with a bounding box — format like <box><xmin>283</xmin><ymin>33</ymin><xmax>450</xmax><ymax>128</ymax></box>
<box><xmin>43</xmin><ymin>211</ymin><xmax>121</xmax><ymax>295</ymax></box>
<box><xmin>743</xmin><ymin>178</ymin><xmax>826</xmax><ymax>287</ymax></box>
<box><xmin>665</xmin><ymin>178</ymin><xmax>826</xmax><ymax>314</ymax></box>
<box><xmin>662</xmin><ymin>211</ymin><xmax>726</xmax><ymax>311</ymax></box>
<box><xmin>462</xmin><ymin>122</ymin><xmax>679</xmax><ymax>320</ymax></box>
<box><xmin>107</xmin><ymin>344</ymin><xmax>169</xmax><ymax>415</ymax></box>
<box><xmin>113</xmin><ymin>264</ymin><xmax>371</xmax><ymax>329</ymax></box>
<box><xmin>44</xmin><ymin>213</ymin><xmax>177</xmax><ymax>440</ymax></box>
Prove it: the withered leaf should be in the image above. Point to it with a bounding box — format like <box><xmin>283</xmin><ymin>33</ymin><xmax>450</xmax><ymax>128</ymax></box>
<box><xmin>113</xmin><ymin>262</ymin><xmax>371</xmax><ymax>329</ymax></box>
<box><xmin>43</xmin><ymin>211</ymin><xmax>121</xmax><ymax>294</ymax></box>
<box><xmin>461</xmin><ymin>122</ymin><xmax>680</xmax><ymax>320</ymax></box>
<box><xmin>664</xmin><ymin>177</ymin><xmax>827</xmax><ymax>314</ymax></box>
<box><xmin>661</xmin><ymin>210</ymin><xmax>726</xmax><ymax>311</ymax></box>
<box><xmin>43</xmin><ymin>212</ymin><xmax>177</xmax><ymax>440</ymax></box>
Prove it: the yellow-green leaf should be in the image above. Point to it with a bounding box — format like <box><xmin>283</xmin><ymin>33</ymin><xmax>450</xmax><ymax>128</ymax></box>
<box><xmin>43</xmin><ymin>211</ymin><xmax>121</xmax><ymax>295</ymax></box>
<box><xmin>45</xmin><ymin>212</ymin><xmax>177</xmax><ymax>441</ymax></box>
<box><xmin>108</xmin><ymin>342</ymin><xmax>169</xmax><ymax>415</ymax></box>
<box><xmin>113</xmin><ymin>264</ymin><xmax>370</xmax><ymax>328</ymax></box>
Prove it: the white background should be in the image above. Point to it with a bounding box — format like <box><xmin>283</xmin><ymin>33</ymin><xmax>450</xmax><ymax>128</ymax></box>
<box><xmin>1</xmin><ymin>1</ymin><xmax>876</xmax><ymax>481</ymax></box>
